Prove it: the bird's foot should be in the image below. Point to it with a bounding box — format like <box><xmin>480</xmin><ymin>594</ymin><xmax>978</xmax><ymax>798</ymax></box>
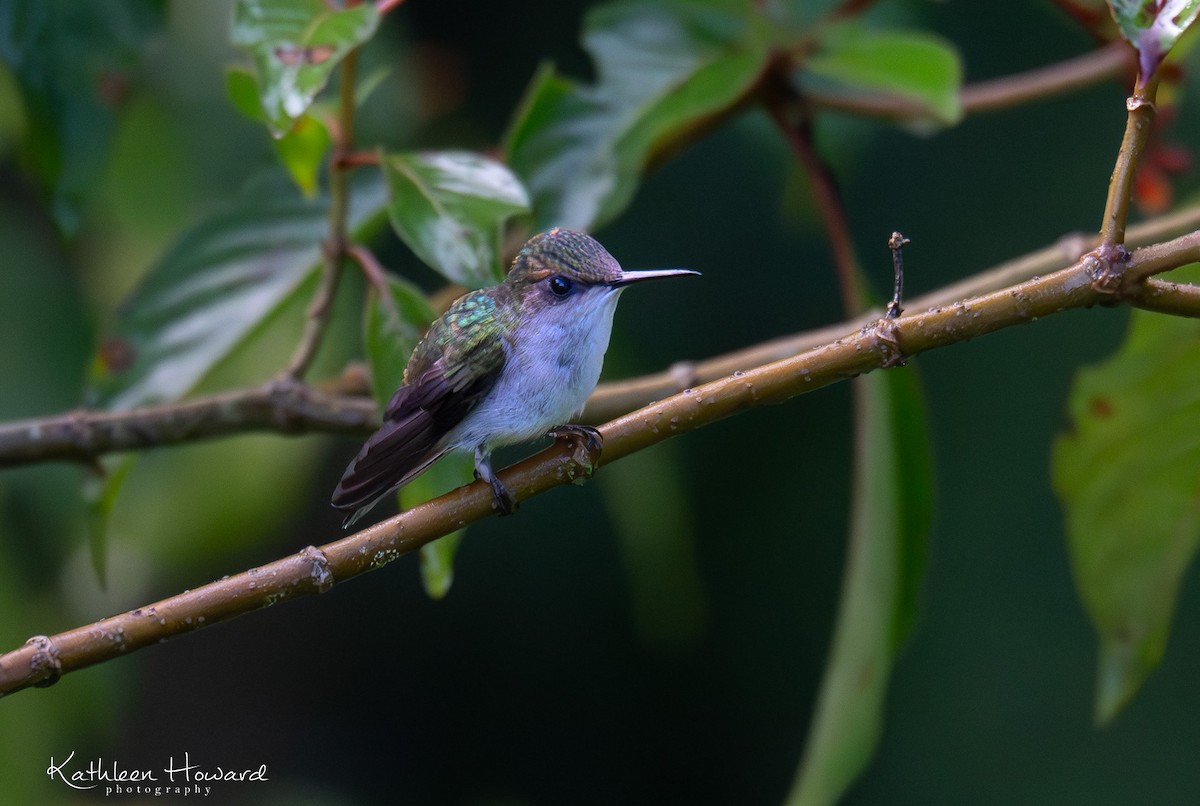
<box><xmin>549</xmin><ymin>424</ymin><xmax>604</xmax><ymax>484</ymax></box>
<box><xmin>489</xmin><ymin>476</ymin><xmax>519</xmax><ymax>517</ymax></box>
<box><xmin>473</xmin><ymin>448</ymin><xmax>518</xmax><ymax>516</ymax></box>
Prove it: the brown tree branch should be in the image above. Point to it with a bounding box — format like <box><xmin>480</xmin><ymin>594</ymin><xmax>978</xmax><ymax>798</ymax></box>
<box><xmin>960</xmin><ymin>40</ymin><xmax>1132</xmax><ymax>114</ymax></box>
<box><xmin>765</xmin><ymin>83</ymin><xmax>863</xmax><ymax>315</ymax></box>
<box><xmin>1122</xmin><ymin>228</ymin><xmax>1200</xmax><ymax>282</ymax></box>
<box><xmin>0</xmin><ymin>39</ymin><xmax>1161</xmax><ymax>473</ymax></box>
<box><xmin>347</xmin><ymin>243</ymin><xmax>394</xmax><ymax>302</ymax></box>
<box><xmin>0</xmin><ymin>382</ymin><xmax>379</xmax><ymax>468</ymax></box>
<box><xmin>1082</xmin><ymin>58</ymin><xmax>1169</xmax><ymax>302</ymax></box>
<box><xmin>1098</xmin><ymin>74</ymin><xmax>1159</xmax><ymax>250</ymax></box>
<box><xmin>584</xmin><ymin>204</ymin><xmax>1200</xmax><ymax>422</ymax></box>
<box><xmin>0</xmin><ymin>208</ymin><xmax>1196</xmax><ymax>468</ymax></box>
<box><xmin>1131</xmin><ymin>278</ymin><xmax>1200</xmax><ymax>317</ymax></box>
<box><xmin>3</xmin><ymin>231</ymin><xmax>1199</xmax><ymax>697</ymax></box>
<box><xmin>280</xmin><ymin>50</ymin><xmax>361</xmax><ymax>381</ymax></box>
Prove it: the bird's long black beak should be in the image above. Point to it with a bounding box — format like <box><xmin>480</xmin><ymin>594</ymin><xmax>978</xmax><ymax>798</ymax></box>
<box><xmin>610</xmin><ymin>268</ymin><xmax>700</xmax><ymax>288</ymax></box>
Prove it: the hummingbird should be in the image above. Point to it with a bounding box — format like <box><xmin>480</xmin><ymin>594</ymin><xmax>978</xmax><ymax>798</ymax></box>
<box><xmin>332</xmin><ymin>228</ymin><xmax>698</xmax><ymax>527</ymax></box>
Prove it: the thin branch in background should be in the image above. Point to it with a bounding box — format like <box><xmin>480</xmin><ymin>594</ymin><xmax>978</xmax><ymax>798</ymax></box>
<box><xmin>347</xmin><ymin>243</ymin><xmax>395</xmax><ymax>306</ymax></box>
<box><xmin>961</xmin><ymin>40</ymin><xmax>1132</xmax><ymax>114</ymax></box>
<box><xmin>333</xmin><ymin>150</ymin><xmax>381</xmax><ymax>170</ymax></box>
<box><xmin>824</xmin><ymin>0</ymin><xmax>880</xmax><ymax>24</ymax></box>
<box><xmin>281</xmin><ymin>50</ymin><xmax>361</xmax><ymax>381</ymax></box>
<box><xmin>1050</xmin><ymin>0</ymin><xmax>1119</xmax><ymax>43</ymax></box>
<box><xmin>4</xmin><ymin>229</ymin><xmax>1199</xmax><ymax>698</ymax></box>
<box><xmin>766</xmin><ymin>85</ymin><xmax>863</xmax><ymax>315</ymax></box>
<box><xmin>802</xmin><ymin>40</ymin><xmax>1132</xmax><ymax>121</ymax></box>
<box><xmin>0</xmin><ymin>383</ymin><xmax>379</xmax><ymax>468</ymax></box>
<box><xmin>321</xmin><ymin>361</ymin><xmax>373</xmax><ymax>398</ymax></box>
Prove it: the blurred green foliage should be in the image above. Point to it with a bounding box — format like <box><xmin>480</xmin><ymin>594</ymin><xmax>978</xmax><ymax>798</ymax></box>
<box><xmin>1053</xmin><ymin>265</ymin><xmax>1200</xmax><ymax>725</ymax></box>
<box><xmin>2</xmin><ymin>1</ymin><xmax>1200</xmax><ymax>805</ymax></box>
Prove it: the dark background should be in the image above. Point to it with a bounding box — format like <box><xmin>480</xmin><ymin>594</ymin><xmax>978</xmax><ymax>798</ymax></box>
<box><xmin>2</xmin><ymin>1</ymin><xmax>1199</xmax><ymax>803</ymax></box>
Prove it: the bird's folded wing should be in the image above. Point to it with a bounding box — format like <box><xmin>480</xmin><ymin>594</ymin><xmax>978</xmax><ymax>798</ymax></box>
<box><xmin>331</xmin><ymin>354</ymin><xmax>503</xmax><ymax>514</ymax></box>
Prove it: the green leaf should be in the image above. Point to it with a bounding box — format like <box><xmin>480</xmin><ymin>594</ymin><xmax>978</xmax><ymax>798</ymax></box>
<box><xmin>787</xmin><ymin>367</ymin><xmax>933</xmax><ymax>806</ymax></box>
<box><xmin>231</xmin><ymin>0</ymin><xmax>380</xmax><ymax>137</ymax></box>
<box><xmin>798</xmin><ymin>26</ymin><xmax>963</xmax><ymax>126</ymax></box>
<box><xmin>363</xmin><ymin>276</ymin><xmax>436</xmax><ymax>405</ymax></box>
<box><xmin>82</xmin><ymin>456</ymin><xmax>135</xmax><ymax>585</ymax></box>
<box><xmin>354</xmin><ymin>64</ymin><xmax>392</xmax><ymax>109</ymax></box>
<box><xmin>1109</xmin><ymin>0</ymin><xmax>1200</xmax><ymax>79</ymax></box>
<box><xmin>226</xmin><ymin>65</ymin><xmax>268</xmax><ymax>123</ymax></box>
<box><xmin>382</xmin><ymin>151</ymin><xmax>530</xmax><ymax>288</ymax></box>
<box><xmin>419</xmin><ymin>529</ymin><xmax>464</xmax><ymax>600</ymax></box>
<box><xmin>226</xmin><ymin>65</ymin><xmax>332</xmax><ymax>197</ymax></box>
<box><xmin>505</xmin><ymin>0</ymin><xmax>771</xmax><ymax>230</ymax></box>
<box><xmin>274</xmin><ymin>111</ymin><xmax>331</xmax><ymax>197</ymax></box>
<box><xmin>599</xmin><ymin>444</ymin><xmax>706</xmax><ymax>651</ymax></box>
<box><xmin>408</xmin><ymin>454</ymin><xmax>474</xmax><ymax>599</ymax></box>
<box><xmin>83</xmin><ymin>170</ymin><xmax>385</xmax><ymax>574</ymax></box>
<box><xmin>1052</xmin><ymin>266</ymin><xmax>1200</xmax><ymax>724</ymax></box>
<box><xmin>86</xmin><ymin>170</ymin><xmax>387</xmax><ymax>410</ymax></box>
<box><xmin>363</xmin><ymin>277</ymin><xmax>471</xmax><ymax>599</ymax></box>
<box><xmin>0</xmin><ymin>0</ymin><xmax>166</xmax><ymax>233</ymax></box>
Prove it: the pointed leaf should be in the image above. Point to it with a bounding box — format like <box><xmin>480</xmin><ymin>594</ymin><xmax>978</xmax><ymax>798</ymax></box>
<box><xmin>1052</xmin><ymin>266</ymin><xmax>1200</xmax><ymax>723</ymax></box>
<box><xmin>231</xmin><ymin>0</ymin><xmax>380</xmax><ymax>136</ymax></box>
<box><xmin>1108</xmin><ymin>0</ymin><xmax>1200</xmax><ymax>78</ymax></box>
<box><xmin>787</xmin><ymin>366</ymin><xmax>933</xmax><ymax>806</ymax></box>
<box><xmin>86</xmin><ymin>170</ymin><xmax>387</xmax><ymax>410</ymax></box>
<box><xmin>408</xmin><ymin>454</ymin><xmax>474</xmax><ymax>599</ymax></box>
<box><xmin>420</xmin><ymin>529</ymin><xmax>465</xmax><ymax>600</ymax></box>
<box><xmin>0</xmin><ymin>0</ymin><xmax>166</xmax><ymax>233</ymax></box>
<box><xmin>505</xmin><ymin>0</ymin><xmax>771</xmax><ymax>230</ymax></box>
<box><xmin>798</xmin><ymin>26</ymin><xmax>964</xmax><ymax>126</ymax></box>
<box><xmin>273</xmin><ymin>112</ymin><xmax>331</xmax><ymax>197</ymax></box>
<box><xmin>354</xmin><ymin>64</ymin><xmax>393</xmax><ymax>110</ymax></box>
<box><xmin>226</xmin><ymin>66</ymin><xmax>331</xmax><ymax>196</ymax></box>
<box><xmin>382</xmin><ymin>151</ymin><xmax>530</xmax><ymax>288</ymax></box>
<box><xmin>599</xmin><ymin>445</ymin><xmax>706</xmax><ymax>650</ymax></box>
<box><xmin>82</xmin><ymin>456</ymin><xmax>135</xmax><ymax>585</ymax></box>
<box><xmin>82</xmin><ymin>171</ymin><xmax>384</xmax><ymax>568</ymax></box>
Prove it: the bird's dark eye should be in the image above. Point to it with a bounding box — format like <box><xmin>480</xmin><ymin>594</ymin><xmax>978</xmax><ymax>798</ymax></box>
<box><xmin>549</xmin><ymin>275</ymin><xmax>573</xmax><ymax>297</ymax></box>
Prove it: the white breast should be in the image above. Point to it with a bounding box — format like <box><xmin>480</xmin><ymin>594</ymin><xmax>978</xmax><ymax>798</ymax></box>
<box><xmin>450</xmin><ymin>287</ymin><xmax>623</xmax><ymax>451</ymax></box>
